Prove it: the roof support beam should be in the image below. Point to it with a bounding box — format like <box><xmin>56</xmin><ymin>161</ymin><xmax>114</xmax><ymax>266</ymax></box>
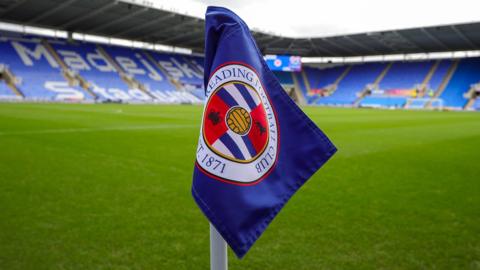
<box><xmin>86</xmin><ymin>7</ymin><xmax>148</xmax><ymax>33</ymax></box>
<box><xmin>263</xmin><ymin>37</ymin><xmax>287</xmax><ymax>48</ymax></box>
<box><xmin>343</xmin><ymin>36</ymin><xmax>379</xmax><ymax>55</ymax></box>
<box><xmin>112</xmin><ymin>13</ymin><xmax>175</xmax><ymax>37</ymax></box>
<box><xmin>307</xmin><ymin>38</ymin><xmax>337</xmax><ymax>56</ymax></box>
<box><xmin>153</xmin><ymin>27</ymin><xmax>203</xmax><ymax>44</ymax></box>
<box><xmin>59</xmin><ymin>1</ymin><xmax>119</xmax><ymax>28</ymax></box>
<box><xmin>135</xmin><ymin>19</ymin><xmax>199</xmax><ymax>40</ymax></box>
<box><xmin>254</xmin><ymin>34</ymin><xmax>274</xmax><ymax>43</ymax></box>
<box><xmin>419</xmin><ymin>28</ymin><xmax>451</xmax><ymax>51</ymax></box>
<box><xmin>321</xmin><ymin>38</ymin><xmax>358</xmax><ymax>56</ymax></box>
<box><xmin>178</xmin><ymin>35</ymin><xmax>204</xmax><ymax>46</ymax></box>
<box><xmin>0</xmin><ymin>0</ymin><xmax>28</xmax><ymax>17</ymax></box>
<box><xmin>27</xmin><ymin>0</ymin><xmax>78</xmax><ymax>23</ymax></box>
<box><xmin>450</xmin><ymin>25</ymin><xmax>478</xmax><ymax>49</ymax></box>
<box><xmin>388</xmin><ymin>30</ymin><xmax>424</xmax><ymax>52</ymax></box>
<box><xmin>364</xmin><ymin>34</ymin><xmax>398</xmax><ymax>54</ymax></box>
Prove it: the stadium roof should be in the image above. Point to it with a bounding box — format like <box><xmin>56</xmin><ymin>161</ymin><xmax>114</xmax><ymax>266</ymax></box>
<box><xmin>1</xmin><ymin>0</ymin><xmax>480</xmax><ymax>57</ymax></box>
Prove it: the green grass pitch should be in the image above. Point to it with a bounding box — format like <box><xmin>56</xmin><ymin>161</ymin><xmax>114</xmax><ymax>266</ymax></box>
<box><xmin>0</xmin><ymin>103</ymin><xmax>479</xmax><ymax>269</ymax></box>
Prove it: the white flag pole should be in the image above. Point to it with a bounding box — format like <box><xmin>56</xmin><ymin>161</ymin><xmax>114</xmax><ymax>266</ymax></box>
<box><xmin>210</xmin><ymin>223</ymin><xmax>228</xmax><ymax>270</ymax></box>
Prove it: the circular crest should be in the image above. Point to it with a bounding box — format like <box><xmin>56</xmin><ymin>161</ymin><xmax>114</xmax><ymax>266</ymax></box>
<box><xmin>196</xmin><ymin>63</ymin><xmax>279</xmax><ymax>185</ymax></box>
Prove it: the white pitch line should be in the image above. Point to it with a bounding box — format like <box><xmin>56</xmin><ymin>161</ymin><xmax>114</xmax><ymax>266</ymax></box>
<box><xmin>0</xmin><ymin>124</ymin><xmax>197</xmax><ymax>136</ymax></box>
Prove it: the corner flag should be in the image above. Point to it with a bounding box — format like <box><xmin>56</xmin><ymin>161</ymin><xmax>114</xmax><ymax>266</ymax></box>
<box><xmin>192</xmin><ymin>6</ymin><xmax>337</xmax><ymax>258</ymax></box>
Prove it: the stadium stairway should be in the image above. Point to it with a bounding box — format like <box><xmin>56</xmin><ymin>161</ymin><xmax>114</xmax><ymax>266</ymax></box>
<box><xmin>142</xmin><ymin>51</ymin><xmax>183</xmax><ymax>91</ymax></box>
<box><xmin>272</xmin><ymin>71</ymin><xmax>300</xmax><ymax>102</ymax></box>
<box><xmin>419</xmin><ymin>60</ymin><xmax>441</xmax><ymax>96</ymax></box>
<box><xmin>334</xmin><ymin>66</ymin><xmax>352</xmax><ymax>87</ymax></box>
<box><xmin>49</xmin><ymin>40</ymin><xmax>140</xmax><ymax>102</ymax></box>
<box><xmin>425</xmin><ymin>60</ymin><xmax>459</xmax><ymax>109</ymax></box>
<box><xmin>43</xmin><ymin>39</ymin><xmax>97</xmax><ymax>99</ymax></box>
<box><xmin>307</xmin><ymin>65</ymin><xmax>353</xmax><ymax>104</ymax></box>
<box><xmin>0</xmin><ymin>65</ymin><xmax>24</xmax><ymax>98</ymax></box>
<box><xmin>462</xmin><ymin>83</ymin><xmax>480</xmax><ymax>110</ymax></box>
<box><xmin>291</xmin><ymin>71</ymin><xmax>307</xmax><ymax>105</ymax></box>
<box><xmin>471</xmin><ymin>97</ymin><xmax>480</xmax><ymax>110</ymax></box>
<box><xmin>353</xmin><ymin>62</ymin><xmax>393</xmax><ymax>106</ymax></box>
<box><xmin>318</xmin><ymin>66</ymin><xmax>353</xmax><ymax>103</ymax></box>
<box><xmin>301</xmin><ymin>69</ymin><xmax>313</xmax><ymax>102</ymax></box>
<box><xmin>97</xmin><ymin>45</ymin><xmax>157</xmax><ymax>100</ymax></box>
<box><xmin>316</xmin><ymin>62</ymin><xmax>386</xmax><ymax>106</ymax></box>
<box><xmin>145</xmin><ymin>50</ymin><xmax>205</xmax><ymax>101</ymax></box>
<box><xmin>404</xmin><ymin>60</ymin><xmax>441</xmax><ymax>108</ymax></box>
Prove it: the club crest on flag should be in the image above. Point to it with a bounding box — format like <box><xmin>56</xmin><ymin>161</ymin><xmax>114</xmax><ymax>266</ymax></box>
<box><xmin>196</xmin><ymin>63</ymin><xmax>279</xmax><ymax>185</ymax></box>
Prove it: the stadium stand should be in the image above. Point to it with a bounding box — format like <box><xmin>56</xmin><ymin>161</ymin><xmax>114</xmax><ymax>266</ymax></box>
<box><xmin>287</xmin><ymin>58</ymin><xmax>480</xmax><ymax>110</ymax></box>
<box><xmin>1</xmin><ymin>29</ymin><xmax>480</xmax><ymax>110</ymax></box>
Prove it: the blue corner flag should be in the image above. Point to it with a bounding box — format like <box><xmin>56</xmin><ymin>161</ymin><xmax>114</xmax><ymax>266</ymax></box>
<box><xmin>192</xmin><ymin>6</ymin><xmax>337</xmax><ymax>258</ymax></box>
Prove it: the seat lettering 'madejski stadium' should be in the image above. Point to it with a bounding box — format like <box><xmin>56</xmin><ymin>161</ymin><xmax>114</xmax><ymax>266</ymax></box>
<box><xmin>1</xmin><ymin>34</ymin><xmax>205</xmax><ymax>103</ymax></box>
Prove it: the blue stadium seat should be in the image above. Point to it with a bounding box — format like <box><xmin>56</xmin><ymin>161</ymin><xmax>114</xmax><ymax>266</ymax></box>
<box><xmin>473</xmin><ymin>98</ymin><xmax>480</xmax><ymax>111</ymax></box>
<box><xmin>293</xmin><ymin>71</ymin><xmax>319</xmax><ymax>104</ymax></box>
<box><xmin>0</xmin><ymin>81</ymin><xmax>16</xmax><ymax>98</ymax></box>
